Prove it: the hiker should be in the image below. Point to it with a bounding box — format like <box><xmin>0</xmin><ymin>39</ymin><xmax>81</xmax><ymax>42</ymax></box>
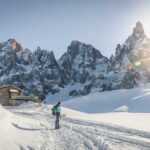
<box><xmin>54</xmin><ymin>102</ymin><xmax>61</xmax><ymax>129</ymax></box>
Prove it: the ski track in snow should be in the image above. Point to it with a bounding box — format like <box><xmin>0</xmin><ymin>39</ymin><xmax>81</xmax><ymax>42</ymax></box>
<box><xmin>9</xmin><ymin>108</ymin><xmax>150</xmax><ymax>150</ymax></box>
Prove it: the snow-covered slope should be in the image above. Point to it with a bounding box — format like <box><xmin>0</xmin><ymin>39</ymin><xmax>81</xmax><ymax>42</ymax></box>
<box><xmin>3</xmin><ymin>102</ymin><xmax>150</xmax><ymax>150</ymax></box>
<box><xmin>63</xmin><ymin>86</ymin><xmax>150</xmax><ymax>113</ymax></box>
<box><xmin>0</xmin><ymin>105</ymin><xmax>42</xmax><ymax>150</ymax></box>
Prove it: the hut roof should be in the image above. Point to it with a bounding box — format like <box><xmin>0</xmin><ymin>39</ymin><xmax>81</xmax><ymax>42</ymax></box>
<box><xmin>0</xmin><ymin>85</ymin><xmax>22</xmax><ymax>92</ymax></box>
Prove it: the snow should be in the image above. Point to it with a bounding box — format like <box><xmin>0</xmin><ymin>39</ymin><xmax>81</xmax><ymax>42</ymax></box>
<box><xmin>0</xmin><ymin>105</ymin><xmax>42</xmax><ymax>150</ymax></box>
<box><xmin>113</xmin><ymin>105</ymin><xmax>129</xmax><ymax>112</ymax></box>
<box><xmin>2</xmin><ymin>85</ymin><xmax>150</xmax><ymax>149</ymax></box>
<box><xmin>89</xmin><ymin>112</ymin><xmax>150</xmax><ymax>132</ymax></box>
<box><xmin>60</xmin><ymin>107</ymin><xmax>150</xmax><ymax>132</ymax></box>
<box><xmin>45</xmin><ymin>83</ymin><xmax>85</xmax><ymax>104</ymax></box>
<box><xmin>63</xmin><ymin>87</ymin><xmax>150</xmax><ymax>113</ymax></box>
<box><xmin>1</xmin><ymin>101</ymin><xmax>150</xmax><ymax>150</ymax></box>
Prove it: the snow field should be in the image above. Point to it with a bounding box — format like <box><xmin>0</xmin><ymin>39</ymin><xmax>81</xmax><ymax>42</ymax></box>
<box><xmin>5</xmin><ymin>103</ymin><xmax>150</xmax><ymax>150</ymax></box>
<box><xmin>0</xmin><ymin>105</ymin><xmax>43</xmax><ymax>150</ymax></box>
<box><xmin>63</xmin><ymin>87</ymin><xmax>150</xmax><ymax>113</ymax></box>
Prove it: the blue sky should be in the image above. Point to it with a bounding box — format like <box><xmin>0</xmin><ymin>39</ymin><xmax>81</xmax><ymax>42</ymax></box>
<box><xmin>0</xmin><ymin>0</ymin><xmax>150</xmax><ymax>58</ymax></box>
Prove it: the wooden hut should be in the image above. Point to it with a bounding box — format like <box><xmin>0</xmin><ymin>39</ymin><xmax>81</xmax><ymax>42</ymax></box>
<box><xmin>0</xmin><ymin>85</ymin><xmax>30</xmax><ymax>106</ymax></box>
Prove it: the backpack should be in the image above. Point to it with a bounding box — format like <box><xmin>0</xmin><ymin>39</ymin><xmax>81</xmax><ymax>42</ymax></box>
<box><xmin>51</xmin><ymin>107</ymin><xmax>56</xmax><ymax>115</ymax></box>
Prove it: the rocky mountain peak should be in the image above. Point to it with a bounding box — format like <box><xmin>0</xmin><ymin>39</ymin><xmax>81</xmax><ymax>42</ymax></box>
<box><xmin>134</xmin><ymin>21</ymin><xmax>144</xmax><ymax>32</ymax></box>
<box><xmin>49</xmin><ymin>51</ymin><xmax>55</xmax><ymax>59</ymax></box>
<box><xmin>7</xmin><ymin>39</ymin><xmax>16</xmax><ymax>43</ymax></box>
<box><xmin>133</xmin><ymin>21</ymin><xmax>146</xmax><ymax>38</ymax></box>
<box><xmin>46</xmin><ymin>51</ymin><xmax>59</xmax><ymax>69</ymax></box>
<box><xmin>70</xmin><ymin>40</ymin><xmax>82</xmax><ymax>46</ymax></box>
<box><xmin>69</xmin><ymin>40</ymin><xmax>95</xmax><ymax>52</ymax></box>
<box><xmin>136</xmin><ymin>21</ymin><xmax>143</xmax><ymax>27</ymax></box>
<box><xmin>32</xmin><ymin>47</ymin><xmax>58</xmax><ymax>70</ymax></box>
<box><xmin>126</xmin><ymin>21</ymin><xmax>147</xmax><ymax>45</ymax></box>
<box><xmin>59</xmin><ymin>40</ymin><xmax>108</xmax><ymax>85</ymax></box>
<box><xmin>110</xmin><ymin>21</ymin><xmax>150</xmax><ymax>90</ymax></box>
<box><xmin>65</xmin><ymin>40</ymin><xmax>104</xmax><ymax>61</ymax></box>
<box><xmin>1</xmin><ymin>39</ymin><xmax>23</xmax><ymax>52</ymax></box>
<box><xmin>113</xmin><ymin>22</ymin><xmax>148</xmax><ymax>59</ymax></box>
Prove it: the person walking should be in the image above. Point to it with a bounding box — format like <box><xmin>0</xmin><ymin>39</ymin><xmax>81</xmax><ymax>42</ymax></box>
<box><xmin>54</xmin><ymin>102</ymin><xmax>61</xmax><ymax>129</ymax></box>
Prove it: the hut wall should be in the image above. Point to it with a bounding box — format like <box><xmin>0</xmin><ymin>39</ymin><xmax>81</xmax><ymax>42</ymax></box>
<box><xmin>9</xmin><ymin>99</ymin><xmax>26</xmax><ymax>106</ymax></box>
<box><xmin>0</xmin><ymin>88</ymin><xmax>10</xmax><ymax>97</ymax></box>
<box><xmin>0</xmin><ymin>98</ymin><xmax>9</xmax><ymax>106</ymax></box>
<box><xmin>0</xmin><ymin>88</ymin><xmax>10</xmax><ymax>105</ymax></box>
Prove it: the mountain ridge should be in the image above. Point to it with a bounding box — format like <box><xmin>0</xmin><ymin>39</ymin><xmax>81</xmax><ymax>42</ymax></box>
<box><xmin>1</xmin><ymin>21</ymin><xmax>150</xmax><ymax>101</ymax></box>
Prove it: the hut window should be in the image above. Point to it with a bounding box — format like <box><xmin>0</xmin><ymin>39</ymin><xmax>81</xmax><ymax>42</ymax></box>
<box><xmin>11</xmin><ymin>92</ymin><xmax>17</xmax><ymax>96</ymax></box>
<box><xmin>9</xmin><ymin>89</ymin><xmax>19</xmax><ymax>96</ymax></box>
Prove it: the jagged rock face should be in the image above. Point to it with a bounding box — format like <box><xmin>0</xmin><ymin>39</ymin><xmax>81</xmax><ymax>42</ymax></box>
<box><xmin>121</xmin><ymin>70</ymin><xmax>141</xmax><ymax>89</ymax></box>
<box><xmin>111</xmin><ymin>22</ymin><xmax>149</xmax><ymax>68</ymax></box>
<box><xmin>32</xmin><ymin>47</ymin><xmax>62</xmax><ymax>82</ymax></box>
<box><xmin>0</xmin><ymin>39</ymin><xmax>24</xmax><ymax>76</ymax></box>
<box><xmin>1</xmin><ymin>39</ymin><xmax>22</xmax><ymax>52</ymax></box>
<box><xmin>32</xmin><ymin>47</ymin><xmax>58</xmax><ymax>68</ymax></box>
<box><xmin>17</xmin><ymin>49</ymin><xmax>32</xmax><ymax>65</ymax></box>
<box><xmin>110</xmin><ymin>21</ymin><xmax>150</xmax><ymax>88</ymax></box>
<box><xmin>59</xmin><ymin>41</ymin><xmax>108</xmax><ymax>83</ymax></box>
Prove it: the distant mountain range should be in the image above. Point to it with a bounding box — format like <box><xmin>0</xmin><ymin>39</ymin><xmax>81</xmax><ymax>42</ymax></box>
<box><xmin>1</xmin><ymin>21</ymin><xmax>150</xmax><ymax>100</ymax></box>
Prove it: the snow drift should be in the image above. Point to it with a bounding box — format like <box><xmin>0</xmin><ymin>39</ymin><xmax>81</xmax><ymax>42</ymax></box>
<box><xmin>63</xmin><ymin>87</ymin><xmax>150</xmax><ymax>113</ymax></box>
<box><xmin>0</xmin><ymin>105</ymin><xmax>42</xmax><ymax>150</ymax></box>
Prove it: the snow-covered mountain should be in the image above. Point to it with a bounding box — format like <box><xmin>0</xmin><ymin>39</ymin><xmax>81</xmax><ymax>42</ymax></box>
<box><xmin>0</xmin><ymin>40</ymin><xmax>65</xmax><ymax>99</ymax></box>
<box><xmin>59</xmin><ymin>40</ymin><xmax>108</xmax><ymax>83</ymax></box>
<box><xmin>47</xmin><ymin>21</ymin><xmax>150</xmax><ymax>103</ymax></box>
<box><xmin>58</xmin><ymin>40</ymin><xmax>108</xmax><ymax>96</ymax></box>
<box><xmin>0</xmin><ymin>39</ymin><xmax>109</xmax><ymax>100</ymax></box>
<box><xmin>109</xmin><ymin>21</ymin><xmax>150</xmax><ymax>89</ymax></box>
<box><xmin>1</xmin><ymin>21</ymin><xmax>150</xmax><ymax>101</ymax></box>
